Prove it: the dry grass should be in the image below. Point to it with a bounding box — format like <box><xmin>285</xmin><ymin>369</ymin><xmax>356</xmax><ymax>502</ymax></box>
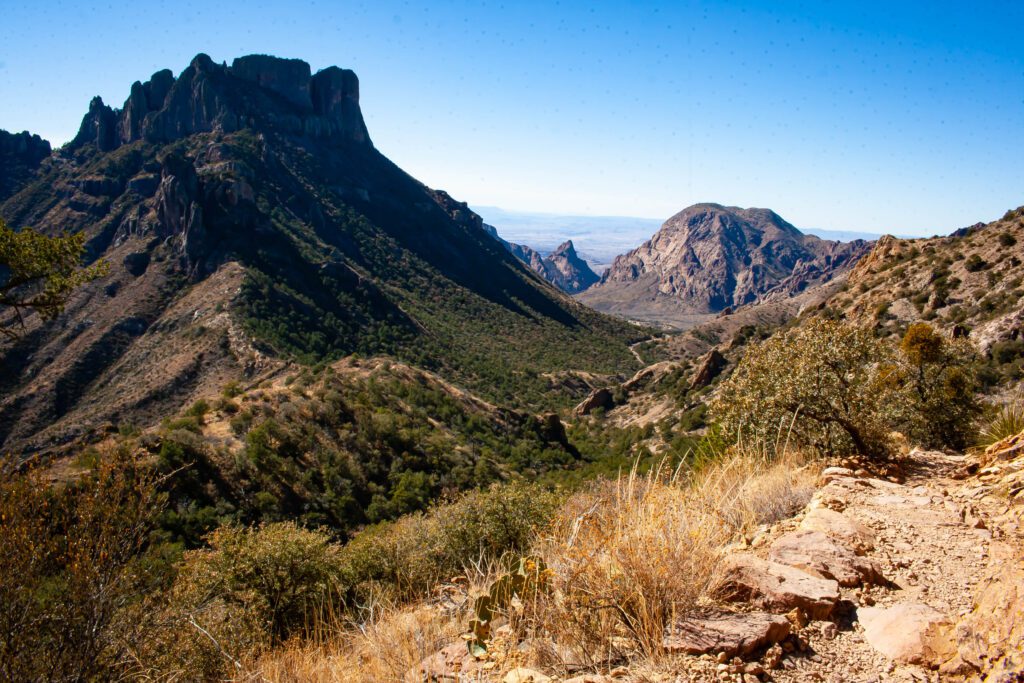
<box><xmin>245</xmin><ymin>604</ymin><xmax>460</xmax><ymax>682</ymax></box>
<box><xmin>243</xmin><ymin>446</ymin><xmax>819</xmax><ymax>680</ymax></box>
<box><xmin>529</xmin><ymin>446</ymin><xmax>818</xmax><ymax>665</ymax></box>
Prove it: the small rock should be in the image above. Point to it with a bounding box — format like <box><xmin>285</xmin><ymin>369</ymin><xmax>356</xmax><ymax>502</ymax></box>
<box><xmin>763</xmin><ymin>644</ymin><xmax>783</xmax><ymax>669</ymax></box>
<box><xmin>800</xmin><ymin>507</ymin><xmax>876</xmax><ymax>554</ymax></box>
<box><xmin>504</xmin><ymin>668</ymin><xmax>551</xmax><ymax>683</ymax></box>
<box><xmin>821</xmin><ymin>622</ymin><xmax>838</xmax><ymax>640</ymax></box>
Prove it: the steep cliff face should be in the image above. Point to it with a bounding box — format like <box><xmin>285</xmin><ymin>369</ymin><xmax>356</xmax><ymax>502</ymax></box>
<box><xmin>0</xmin><ymin>53</ymin><xmax>639</xmax><ymax>456</ymax></box>
<box><xmin>68</xmin><ymin>54</ymin><xmax>370</xmax><ymax>153</ymax></box>
<box><xmin>0</xmin><ymin>130</ymin><xmax>51</xmax><ymax>201</ymax></box>
<box><xmin>577</xmin><ymin>203</ymin><xmax>869</xmax><ymax>327</ymax></box>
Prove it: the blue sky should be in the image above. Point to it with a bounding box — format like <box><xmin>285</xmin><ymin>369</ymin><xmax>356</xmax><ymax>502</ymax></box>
<box><xmin>2</xmin><ymin>0</ymin><xmax>1022</xmax><ymax>236</ymax></box>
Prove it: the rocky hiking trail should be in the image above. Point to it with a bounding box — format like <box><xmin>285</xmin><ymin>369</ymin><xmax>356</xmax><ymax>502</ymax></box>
<box><xmin>408</xmin><ymin>439</ymin><xmax>1024</xmax><ymax>683</ymax></box>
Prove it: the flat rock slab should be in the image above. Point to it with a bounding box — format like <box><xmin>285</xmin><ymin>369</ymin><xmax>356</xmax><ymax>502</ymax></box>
<box><xmin>768</xmin><ymin>530</ymin><xmax>887</xmax><ymax>587</ymax></box>
<box><xmin>800</xmin><ymin>506</ymin><xmax>876</xmax><ymax>554</ymax></box>
<box><xmin>858</xmin><ymin>603</ymin><xmax>955</xmax><ymax>666</ymax></box>
<box><xmin>405</xmin><ymin>641</ymin><xmax>485</xmax><ymax>682</ymax></box>
<box><xmin>715</xmin><ymin>554</ymin><xmax>840</xmax><ymax>619</ymax></box>
<box><xmin>664</xmin><ymin>609</ymin><xmax>791</xmax><ymax>657</ymax></box>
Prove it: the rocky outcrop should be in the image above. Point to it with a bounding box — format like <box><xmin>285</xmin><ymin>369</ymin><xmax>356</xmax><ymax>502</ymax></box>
<box><xmin>543</xmin><ymin>241</ymin><xmax>599</xmax><ymax>294</ymax></box>
<box><xmin>768</xmin><ymin>530</ymin><xmax>887</xmax><ymax>587</ymax></box>
<box><xmin>71</xmin><ymin>96</ymin><xmax>119</xmax><ymax>151</ymax></box>
<box><xmin>663</xmin><ymin>610</ymin><xmax>791</xmax><ymax>657</ymax></box>
<box><xmin>859</xmin><ymin>603</ymin><xmax>956</xmax><ymax>666</ymax></box>
<box><xmin>481</xmin><ymin>225</ymin><xmax>599</xmax><ymax>294</ymax></box>
<box><xmin>0</xmin><ymin>129</ymin><xmax>51</xmax><ymax>201</ymax></box>
<box><xmin>689</xmin><ymin>348</ymin><xmax>726</xmax><ymax>389</ymax></box>
<box><xmin>577</xmin><ymin>203</ymin><xmax>870</xmax><ymax>324</ymax></box>
<box><xmin>714</xmin><ymin>554</ymin><xmax>841</xmax><ymax>619</ymax></box>
<box><xmin>68</xmin><ymin>53</ymin><xmax>372</xmax><ymax>153</ymax></box>
<box><xmin>573</xmin><ymin>387</ymin><xmax>615</xmax><ymax>416</ymax></box>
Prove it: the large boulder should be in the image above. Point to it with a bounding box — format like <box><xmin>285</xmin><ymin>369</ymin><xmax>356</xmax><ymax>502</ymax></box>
<box><xmin>768</xmin><ymin>530</ymin><xmax>887</xmax><ymax>587</ymax></box>
<box><xmin>690</xmin><ymin>348</ymin><xmax>727</xmax><ymax>389</ymax></box>
<box><xmin>573</xmin><ymin>387</ymin><xmax>615</xmax><ymax>416</ymax></box>
<box><xmin>663</xmin><ymin>609</ymin><xmax>791</xmax><ymax>657</ymax></box>
<box><xmin>858</xmin><ymin>603</ymin><xmax>956</xmax><ymax>666</ymax></box>
<box><xmin>714</xmin><ymin>554</ymin><xmax>840</xmax><ymax>619</ymax></box>
<box><xmin>799</xmin><ymin>507</ymin><xmax>876</xmax><ymax>554</ymax></box>
<box><xmin>955</xmin><ymin>542</ymin><xmax>1024</xmax><ymax>677</ymax></box>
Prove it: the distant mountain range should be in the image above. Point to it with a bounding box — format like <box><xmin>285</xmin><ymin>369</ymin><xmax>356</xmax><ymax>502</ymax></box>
<box><xmin>576</xmin><ymin>203</ymin><xmax>871</xmax><ymax>329</ymax></box>
<box><xmin>475</xmin><ymin>205</ymin><xmax>890</xmax><ymax>274</ymax></box>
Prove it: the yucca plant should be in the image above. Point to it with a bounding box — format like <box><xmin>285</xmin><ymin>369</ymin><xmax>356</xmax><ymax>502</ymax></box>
<box><xmin>978</xmin><ymin>397</ymin><xmax>1024</xmax><ymax>449</ymax></box>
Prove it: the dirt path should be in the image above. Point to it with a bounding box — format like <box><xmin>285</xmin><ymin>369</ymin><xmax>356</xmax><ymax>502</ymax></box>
<box><xmin>774</xmin><ymin>451</ymin><xmax>994</xmax><ymax>682</ymax></box>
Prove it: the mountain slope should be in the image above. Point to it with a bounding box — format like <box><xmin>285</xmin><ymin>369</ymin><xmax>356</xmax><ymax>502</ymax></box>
<box><xmin>577</xmin><ymin>203</ymin><xmax>869</xmax><ymax>328</ymax></box>
<box><xmin>813</xmin><ymin>207</ymin><xmax>1024</xmax><ymax>382</ymax></box>
<box><xmin>0</xmin><ymin>53</ymin><xmax>641</xmax><ymax>455</ymax></box>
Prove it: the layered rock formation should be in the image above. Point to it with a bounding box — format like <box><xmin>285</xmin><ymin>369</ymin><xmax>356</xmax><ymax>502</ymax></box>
<box><xmin>577</xmin><ymin>203</ymin><xmax>870</xmax><ymax>328</ymax></box>
<box><xmin>0</xmin><ymin>129</ymin><xmax>51</xmax><ymax>201</ymax></box>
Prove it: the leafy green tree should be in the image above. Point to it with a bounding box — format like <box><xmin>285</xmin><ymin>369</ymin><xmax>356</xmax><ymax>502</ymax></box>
<box><xmin>0</xmin><ymin>218</ymin><xmax>106</xmax><ymax>338</ymax></box>
<box><xmin>710</xmin><ymin>319</ymin><xmax>897</xmax><ymax>459</ymax></box>
<box><xmin>711</xmin><ymin>319</ymin><xmax>981</xmax><ymax>460</ymax></box>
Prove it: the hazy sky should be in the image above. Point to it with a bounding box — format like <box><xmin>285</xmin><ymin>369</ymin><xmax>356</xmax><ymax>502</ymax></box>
<box><xmin>2</xmin><ymin>1</ymin><xmax>1022</xmax><ymax>235</ymax></box>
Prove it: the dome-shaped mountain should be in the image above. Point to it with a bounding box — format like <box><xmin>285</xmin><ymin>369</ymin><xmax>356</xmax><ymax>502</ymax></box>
<box><xmin>0</xmin><ymin>53</ymin><xmax>639</xmax><ymax>455</ymax></box>
<box><xmin>577</xmin><ymin>203</ymin><xmax>870</xmax><ymax>327</ymax></box>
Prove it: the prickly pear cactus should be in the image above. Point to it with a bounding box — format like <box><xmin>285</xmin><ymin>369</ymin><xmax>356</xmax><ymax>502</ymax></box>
<box><xmin>466</xmin><ymin>556</ymin><xmax>548</xmax><ymax>656</ymax></box>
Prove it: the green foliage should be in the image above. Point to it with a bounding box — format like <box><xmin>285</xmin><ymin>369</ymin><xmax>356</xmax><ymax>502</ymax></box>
<box><xmin>172</xmin><ymin>522</ymin><xmax>343</xmax><ymax>642</ymax></box>
<box><xmin>889</xmin><ymin>323</ymin><xmax>981</xmax><ymax>450</ymax></box>
<box><xmin>977</xmin><ymin>395</ymin><xmax>1024</xmax><ymax>448</ymax></box>
<box><xmin>999</xmin><ymin>232</ymin><xmax>1017</xmax><ymax>247</ymax></box>
<box><xmin>0</xmin><ymin>217</ymin><xmax>107</xmax><ymax>338</ymax></box>
<box><xmin>964</xmin><ymin>253</ymin><xmax>987</xmax><ymax>272</ymax></box>
<box><xmin>711</xmin><ymin>320</ymin><xmax>981</xmax><ymax>458</ymax></box>
<box><xmin>711</xmin><ymin>319</ymin><xmax>896</xmax><ymax>458</ymax></box>
<box><xmin>154</xmin><ymin>364</ymin><xmax>576</xmax><ymax>547</ymax></box>
<box><xmin>336</xmin><ymin>481</ymin><xmax>558</xmax><ymax>604</ymax></box>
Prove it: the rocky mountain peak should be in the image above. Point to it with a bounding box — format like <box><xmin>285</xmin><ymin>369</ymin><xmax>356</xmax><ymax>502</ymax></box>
<box><xmin>69</xmin><ymin>53</ymin><xmax>371</xmax><ymax>154</ymax></box>
<box><xmin>578</xmin><ymin>202</ymin><xmax>871</xmax><ymax>326</ymax></box>
<box><xmin>551</xmin><ymin>240</ymin><xmax>578</xmax><ymax>257</ymax></box>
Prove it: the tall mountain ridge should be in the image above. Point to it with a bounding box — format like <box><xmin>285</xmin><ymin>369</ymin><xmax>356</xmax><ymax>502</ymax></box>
<box><xmin>0</xmin><ymin>53</ymin><xmax>641</xmax><ymax>455</ymax></box>
<box><xmin>577</xmin><ymin>203</ymin><xmax>870</xmax><ymax>328</ymax></box>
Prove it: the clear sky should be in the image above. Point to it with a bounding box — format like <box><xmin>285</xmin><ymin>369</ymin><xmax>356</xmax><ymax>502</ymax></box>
<box><xmin>2</xmin><ymin>0</ymin><xmax>1022</xmax><ymax>236</ymax></box>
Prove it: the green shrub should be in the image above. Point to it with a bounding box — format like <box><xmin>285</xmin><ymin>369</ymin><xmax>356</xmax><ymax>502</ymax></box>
<box><xmin>889</xmin><ymin>323</ymin><xmax>981</xmax><ymax>450</ymax></box>
<box><xmin>711</xmin><ymin>319</ymin><xmax>896</xmax><ymax>459</ymax></box>
<box><xmin>965</xmin><ymin>254</ymin><xmax>987</xmax><ymax>272</ymax></box>
<box><xmin>711</xmin><ymin>320</ymin><xmax>981</xmax><ymax>459</ymax></box>
<box><xmin>338</xmin><ymin>481</ymin><xmax>558</xmax><ymax>603</ymax></box>
<box><xmin>0</xmin><ymin>448</ymin><xmax>167</xmax><ymax>681</ymax></box>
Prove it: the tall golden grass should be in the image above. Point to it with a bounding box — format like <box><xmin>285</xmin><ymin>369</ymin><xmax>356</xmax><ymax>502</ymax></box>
<box><xmin>242</xmin><ymin>445</ymin><xmax>818</xmax><ymax>681</ymax></box>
